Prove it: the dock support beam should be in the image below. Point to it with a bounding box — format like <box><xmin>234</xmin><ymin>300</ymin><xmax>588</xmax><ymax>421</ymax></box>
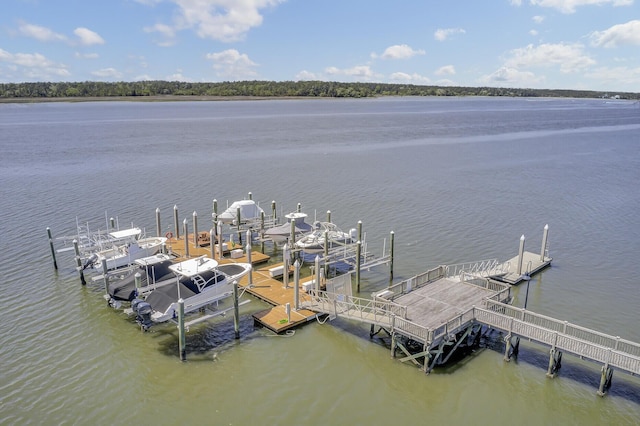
<box><xmin>233</xmin><ymin>281</ymin><xmax>240</xmax><ymax>340</ymax></box>
<box><xmin>546</xmin><ymin>349</ymin><xmax>562</xmax><ymax>378</ymax></box>
<box><xmin>173</xmin><ymin>205</ymin><xmax>179</xmax><ymax>239</ymax></box>
<box><xmin>597</xmin><ymin>365</ymin><xmax>614</xmax><ymax>396</ymax></box>
<box><xmin>294</xmin><ymin>260</ymin><xmax>300</xmax><ymax>310</ymax></box>
<box><xmin>356</xmin><ymin>241</ymin><xmax>362</xmax><ymax>292</ymax></box>
<box><xmin>156</xmin><ymin>208</ymin><xmax>161</xmax><ymax>238</ymax></box>
<box><xmin>47</xmin><ymin>227</ymin><xmax>58</xmax><ymax>270</ymax></box>
<box><xmin>517</xmin><ymin>234</ymin><xmax>525</xmax><ymax>275</ymax></box>
<box><xmin>73</xmin><ymin>240</ymin><xmax>86</xmax><ymax>285</ymax></box>
<box><xmin>193</xmin><ymin>211</ymin><xmax>198</xmax><ymax>247</ymax></box>
<box><xmin>504</xmin><ymin>335</ymin><xmax>520</xmax><ymax>361</ymax></box>
<box><xmin>183</xmin><ymin>219</ymin><xmax>189</xmax><ymax>258</ymax></box>
<box><xmin>178</xmin><ymin>298</ymin><xmax>186</xmax><ymax>361</ymax></box>
<box><xmin>540</xmin><ymin>224</ymin><xmax>549</xmax><ymax>261</ymax></box>
<box><xmin>389</xmin><ymin>231</ymin><xmax>395</xmax><ymax>283</ymax></box>
<box><xmin>101</xmin><ymin>258</ymin><xmax>109</xmax><ymax>294</ymax></box>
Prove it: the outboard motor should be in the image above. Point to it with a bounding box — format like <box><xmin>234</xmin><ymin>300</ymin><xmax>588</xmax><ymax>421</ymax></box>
<box><xmin>82</xmin><ymin>253</ymin><xmax>98</xmax><ymax>270</ymax></box>
<box><xmin>131</xmin><ymin>299</ymin><xmax>153</xmax><ymax>331</ymax></box>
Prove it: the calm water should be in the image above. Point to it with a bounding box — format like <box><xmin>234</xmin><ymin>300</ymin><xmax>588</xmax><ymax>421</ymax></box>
<box><xmin>1</xmin><ymin>97</ymin><xmax>640</xmax><ymax>425</ymax></box>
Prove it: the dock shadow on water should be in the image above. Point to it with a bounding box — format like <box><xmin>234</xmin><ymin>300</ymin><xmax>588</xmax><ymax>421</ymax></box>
<box><xmin>480</xmin><ymin>329</ymin><xmax>640</xmax><ymax>405</ymax></box>
<box><xmin>155</xmin><ymin>314</ymin><xmax>294</xmax><ymax>361</ymax></box>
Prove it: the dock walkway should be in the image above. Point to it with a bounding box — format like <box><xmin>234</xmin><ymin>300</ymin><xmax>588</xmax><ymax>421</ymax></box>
<box><xmin>300</xmin><ymin>256</ymin><xmax>640</xmax><ymax>395</ymax></box>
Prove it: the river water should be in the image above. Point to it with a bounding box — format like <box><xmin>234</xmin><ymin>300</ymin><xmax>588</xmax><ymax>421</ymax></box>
<box><xmin>1</xmin><ymin>97</ymin><xmax>639</xmax><ymax>424</ymax></box>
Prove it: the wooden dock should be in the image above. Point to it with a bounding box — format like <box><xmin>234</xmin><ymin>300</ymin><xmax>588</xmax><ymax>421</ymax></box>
<box><xmin>166</xmin><ymin>233</ymin><xmax>319</xmax><ymax>333</ymax></box>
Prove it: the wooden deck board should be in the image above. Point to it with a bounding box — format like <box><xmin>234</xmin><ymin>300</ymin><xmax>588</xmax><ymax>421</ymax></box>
<box><xmin>396</xmin><ymin>277</ymin><xmax>496</xmax><ymax>330</ymax></box>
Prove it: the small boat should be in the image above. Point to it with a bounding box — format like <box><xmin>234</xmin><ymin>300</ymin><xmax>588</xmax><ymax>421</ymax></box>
<box><xmin>217</xmin><ymin>199</ymin><xmax>265</xmax><ymax>225</ymax></box>
<box><xmin>295</xmin><ymin>221</ymin><xmax>356</xmax><ymax>253</ymax></box>
<box><xmin>84</xmin><ymin>234</ymin><xmax>167</xmax><ymax>271</ymax></box>
<box><xmin>263</xmin><ymin>212</ymin><xmax>313</xmax><ymax>243</ymax></box>
<box><xmin>130</xmin><ymin>256</ymin><xmax>251</xmax><ymax>329</ymax></box>
<box><xmin>106</xmin><ymin>253</ymin><xmax>176</xmax><ymax>304</ymax></box>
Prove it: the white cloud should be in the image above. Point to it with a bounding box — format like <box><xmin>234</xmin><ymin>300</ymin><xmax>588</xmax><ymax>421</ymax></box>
<box><xmin>504</xmin><ymin>43</ymin><xmax>595</xmax><ymax>73</ymax></box>
<box><xmin>206</xmin><ymin>49</ymin><xmax>258</xmax><ymax>79</ymax></box>
<box><xmin>435</xmin><ymin>65</ymin><xmax>456</xmax><ymax>76</ymax></box>
<box><xmin>74</xmin><ymin>27</ymin><xmax>105</xmax><ymax>46</ymax></box>
<box><xmin>479</xmin><ymin>67</ymin><xmax>543</xmax><ymax>86</ymax></box>
<box><xmin>434</xmin><ymin>28</ymin><xmax>466</xmax><ymax>41</ymax></box>
<box><xmin>375</xmin><ymin>44</ymin><xmax>425</xmax><ymax>60</ymax></box>
<box><xmin>529</xmin><ymin>0</ymin><xmax>633</xmax><ymax>14</ymax></box>
<box><xmin>165</xmin><ymin>72</ymin><xmax>192</xmax><ymax>81</ymax></box>
<box><xmin>585</xmin><ymin>65</ymin><xmax>640</xmax><ymax>87</ymax></box>
<box><xmin>325</xmin><ymin>65</ymin><xmax>375</xmax><ymax>80</ymax></box>
<box><xmin>91</xmin><ymin>68</ymin><xmax>123</xmax><ymax>79</ymax></box>
<box><xmin>18</xmin><ymin>23</ymin><xmax>67</xmax><ymax>42</ymax></box>
<box><xmin>295</xmin><ymin>70</ymin><xmax>318</xmax><ymax>81</ymax></box>
<box><xmin>389</xmin><ymin>72</ymin><xmax>431</xmax><ymax>84</ymax></box>
<box><xmin>0</xmin><ymin>48</ymin><xmax>70</xmax><ymax>80</ymax></box>
<box><xmin>529</xmin><ymin>29</ymin><xmax>539</xmax><ymax>36</ymax></box>
<box><xmin>74</xmin><ymin>52</ymin><xmax>99</xmax><ymax>59</ymax></box>
<box><xmin>144</xmin><ymin>23</ymin><xmax>177</xmax><ymax>46</ymax></box>
<box><xmin>532</xmin><ymin>15</ymin><xmax>545</xmax><ymax>24</ymax></box>
<box><xmin>144</xmin><ymin>0</ymin><xmax>285</xmax><ymax>43</ymax></box>
<box><xmin>590</xmin><ymin>20</ymin><xmax>640</xmax><ymax>48</ymax></box>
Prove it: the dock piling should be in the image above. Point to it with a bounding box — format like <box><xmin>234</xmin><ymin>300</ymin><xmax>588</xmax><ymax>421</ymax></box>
<box><xmin>173</xmin><ymin>205</ymin><xmax>179</xmax><ymax>239</ymax></box>
<box><xmin>356</xmin><ymin>241</ymin><xmax>362</xmax><ymax>292</ymax></box>
<box><xmin>101</xmin><ymin>258</ymin><xmax>108</xmax><ymax>293</ymax></box>
<box><xmin>540</xmin><ymin>224</ymin><xmax>549</xmax><ymax>261</ymax></box>
<box><xmin>389</xmin><ymin>231</ymin><xmax>395</xmax><ymax>283</ymax></box>
<box><xmin>73</xmin><ymin>240</ymin><xmax>86</xmax><ymax>285</ymax></box>
<box><xmin>283</xmin><ymin>243</ymin><xmax>290</xmax><ymax>289</ymax></box>
<box><xmin>517</xmin><ymin>234</ymin><xmax>525</xmax><ymax>275</ymax></box>
<box><xmin>47</xmin><ymin>227</ymin><xmax>58</xmax><ymax>270</ymax></box>
<box><xmin>183</xmin><ymin>219</ymin><xmax>189</xmax><ymax>257</ymax></box>
<box><xmin>156</xmin><ymin>208</ymin><xmax>161</xmax><ymax>238</ymax></box>
<box><xmin>178</xmin><ymin>298</ymin><xmax>186</xmax><ymax>361</ymax></box>
<box><xmin>233</xmin><ymin>281</ymin><xmax>240</xmax><ymax>339</ymax></box>
<box><xmin>193</xmin><ymin>211</ymin><xmax>198</xmax><ymax>247</ymax></box>
<box><xmin>294</xmin><ymin>260</ymin><xmax>300</xmax><ymax>310</ymax></box>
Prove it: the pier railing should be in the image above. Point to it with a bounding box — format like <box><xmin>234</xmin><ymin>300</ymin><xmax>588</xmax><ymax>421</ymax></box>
<box><xmin>385</xmin><ymin>266</ymin><xmax>445</xmax><ymax>298</ymax></box>
<box><xmin>306</xmin><ymin>291</ymin><xmax>407</xmax><ymax>325</ymax></box>
<box><xmin>478</xmin><ymin>300</ymin><xmax>640</xmax><ymax>375</ymax></box>
<box><xmin>445</xmin><ymin>259</ymin><xmax>507</xmax><ymax>279</ymax></box>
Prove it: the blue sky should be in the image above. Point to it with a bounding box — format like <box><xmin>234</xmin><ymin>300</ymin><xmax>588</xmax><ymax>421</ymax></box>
<box><xmin>1</xmin><ymin>0</ymin><xmax>639</xmax><ymax>92</ymax></box>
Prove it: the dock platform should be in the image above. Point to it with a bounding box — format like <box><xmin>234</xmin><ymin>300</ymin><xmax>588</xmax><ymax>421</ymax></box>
<box><xmin>167</xmin><ymin>234</ymin><xmax>319</xmax><ymax>333</ymax></box>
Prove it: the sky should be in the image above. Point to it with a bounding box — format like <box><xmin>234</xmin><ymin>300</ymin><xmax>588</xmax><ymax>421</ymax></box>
<box><xmin>1</xmin><ymin>0</ymin><xmax>639</xmax><ymax>92</ymax></box>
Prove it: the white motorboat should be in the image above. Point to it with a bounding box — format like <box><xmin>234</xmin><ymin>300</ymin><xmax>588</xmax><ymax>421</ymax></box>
<box><xmin>263</xmin><ymin>212</ymin><xmax>313</xmax><ymax>243</ymax></box>
<box><xmin>84</xmin><ymin>233</ymin><xmax>167</xmax><ymax>271</ymax></box>
<box><xmin>217</xmin><ymin>199</ymin><xmax>265</xmax><ymax>225</ymax></box>
<box><xmin>131</xmin><ymin>256</ymin><xmax>252</xmax><ymax>329</ymax></box>
<box><xmin>106</xmin><ymin>253</ymin><xmax>176</xmax><ymax>304</ymax></box>
<box><xmin>295</xmin><ymin>221</ymin><xmax>356</xmax><ymax>253</ymax></box>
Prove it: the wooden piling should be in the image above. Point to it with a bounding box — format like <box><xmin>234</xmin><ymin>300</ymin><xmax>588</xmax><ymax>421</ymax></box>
<box><xmin>517</xmin><ymin>234</ymin><xmax>525</xmax><ymax>275</ymax></box>
<box><xmin>178</xmin><ymin>298</ymin><xmax>186</xmax><ymax>361</ymax></box>
<box><xmin>73</xmin><ymin>240</ymin><xmax>86</xmax><ymax>285</ymax></box>
<box><xmin>47</xmin><ymin>228</ymin><xmax>58</xmax><ymax>270</ymax></box>
<box><xmin>156</xmin><ymin>208</ymin><xmax>161</xmax><ymax>238</ymax></box>
<box><xmin>101</xmin><ymin>258</ymin><xmax>108</xmax><ymax>293</ymax></box>
<box><xmin>356</xmin><ymin>240</ymin><xmax>362</xmax><ymax>292</ymax></box>
<box><xmin>233</xmin><ymin>281</ymin><xmax>240</xmax><ymax>339</ymax></box>
<box><xmin>173</xmin><ymin>205</ymin><xmax>179</xmax><ymax>239</ymax></box>
<box><xmin>294</xmin><ymin>260</ymin><xmax>300</xmax><ymax>310</ymax></box>
<box><xmin>389</xmin><ymin>231</ymin><xmax>395</xmax><ymax>282</ymax></box>
<box><xmin>540</xmin><ymin>224</ymin><xmax>549</xmax><ymax>261</ymax></box>
<box><xmin>192</xmin><ymin>211</ymin><xmax>198</xmax><ymax>247</ymax></box>
<box><xmin>183</xmin><ymin>219</ymin><xmax>189</xmax><ymax>258</ymax></box>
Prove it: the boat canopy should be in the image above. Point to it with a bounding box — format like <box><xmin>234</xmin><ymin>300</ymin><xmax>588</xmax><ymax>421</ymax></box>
<box><xmin>218</xmin><ymin>200</ymin><xmax>265</xmax><ymax>223</ymax></box>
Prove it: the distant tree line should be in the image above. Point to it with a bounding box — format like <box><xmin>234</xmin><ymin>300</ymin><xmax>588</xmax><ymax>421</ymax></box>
<box><xmin>0</xmin><ymin>80</ymin><xmax>637</xmax><ymax>100</ymax></box>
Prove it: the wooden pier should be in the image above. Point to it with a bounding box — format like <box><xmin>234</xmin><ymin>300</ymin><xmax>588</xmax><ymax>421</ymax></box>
<box><xmin>166</xmin><ymin>233</ymin><xmax>321</xmax><ymax>333</ymax></box>
<box><xmin>301</xmin><ymin>258</ymin><xmax>640</xmax><ymax>396</ymax></box>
